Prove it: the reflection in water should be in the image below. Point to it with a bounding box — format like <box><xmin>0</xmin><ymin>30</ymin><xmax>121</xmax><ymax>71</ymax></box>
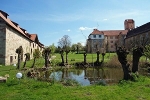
<box><xmin>47</xmin><ymin>68</ymin><xmax>124</xmax><ymax>86</ymax></box>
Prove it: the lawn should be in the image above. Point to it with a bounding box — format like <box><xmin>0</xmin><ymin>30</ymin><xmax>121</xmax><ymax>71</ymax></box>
<box><xmin>0</xmin><ymin>65</ymin><xmax>150</xmax><ymax>100</ymax></box>
<box><xmin>0</xmin><ymin>53</ymin><xmax>150</xmax><ymax>100</ymax></box>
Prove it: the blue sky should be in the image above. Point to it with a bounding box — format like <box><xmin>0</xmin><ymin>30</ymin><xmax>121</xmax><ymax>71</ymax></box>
<box><xmin>1</xmin><ymin>0</ymin><xmax>150</xmax><ymax>46</ymax></box>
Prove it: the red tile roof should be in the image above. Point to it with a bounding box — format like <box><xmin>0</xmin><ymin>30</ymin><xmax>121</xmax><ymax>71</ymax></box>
<box><xmin>91</xmin><ymin>29</ymin><xmax>104</xmax><ymax>35</ymax></box>
<box><xmin>103</xmin><ymin>30</ymin><xmax>128</xmax><ymax>36</ymax></box>
<box><xmin>90</xmin><ymin>29</ymin><xmax>128</xmax><ymax>36</ymax></box>
<box><xmin>0</xmin><ymin>10</ymin><xmax>44</xmax><ymax>47</ymax></box>
<box><xmin>30</xmin><ymin>34</ymin><xmax>37</xmax><ymax>41</ymax></box>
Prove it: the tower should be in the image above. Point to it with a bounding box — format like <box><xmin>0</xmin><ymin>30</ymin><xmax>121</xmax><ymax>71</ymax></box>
<box><xmin>124</xmin><ymin>19</ymin><xmax>135</xmax><ymax>30</ymax></box>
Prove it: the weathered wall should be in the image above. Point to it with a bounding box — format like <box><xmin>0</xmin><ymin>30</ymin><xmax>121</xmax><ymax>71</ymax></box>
<box><xmin>5</xmin><ymin>25</ymin><xmax>32</xmax><ymax>65</ymax></box>
<box><xmin>125</xmin><ymin>31</ymin><xmax>150</xmax><ymax>50</ymax></box>
<box><xmin>106</xmin><ymin>35</ymin><xmax>118</xmax><ymax>52</ymax></box>
<box><xmin>0</xmin><ymin>18</ymin><xmax>6</xmax><ymax>65</ymax></box>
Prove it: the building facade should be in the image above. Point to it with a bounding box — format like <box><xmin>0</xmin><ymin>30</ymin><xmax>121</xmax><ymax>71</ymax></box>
<box><xmin>87</xmin><ymin>19</ymin><xmax>134</xmax><ymax>53</ymax></box>
<box><xmin>125</xmin><ymin>22</ymin><xmax>150</xmax><ymax>50</ymax></box>
<box><xmin>87</xmin><ymin>29</ymin><xmax>105</xmax><ymax>53</ymax></box>
<box><xmin>0</xmin><ymin>10</ymin><xmax>44</xmax><ymax>65</ymax></box>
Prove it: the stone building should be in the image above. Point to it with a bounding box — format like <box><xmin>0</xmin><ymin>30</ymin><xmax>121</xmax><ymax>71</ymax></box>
<box><xmin>87</xmin><ymin>29</ymin><xmax>105</xmax><ymax>53</ymax></box>
<box><xmin>125</xmin><ymin>22</ymin><xmax>150</xmax><ymax>50</ymax></box>
<box><xmin>87</xmin><ymin>19</ymin><xmax>134</xmax><ymax>53</ymax></box>
<box><xmin>0</xmin><ymin>10</ymin><xmax>44</xmax><ymax>65</ymax></box>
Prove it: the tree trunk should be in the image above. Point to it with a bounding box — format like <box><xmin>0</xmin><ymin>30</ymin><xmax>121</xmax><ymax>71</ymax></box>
<box><xmin>23</xmin><ymin>55</ymin><xmax>27</xmax><ymax>68</ymax></box>
<box><xmin>132</xmin><ymin>47</ymin><xmax>143</xmax><ymax>73</ymax></box>
<box><xmin>66</xmin><ymin>52</ymin><xmax>68</xmax><ymax>64</ymax></box>
<box><xmin>83</xmin><ymin>53</ymin><xmax>87</xmax><ymax>65</ymax></box>
<box><xmin>17</xmin><ymin>54</ymin><xmax>21</xmax><ymax>69</ymax></box>
<box><xmin>61</xmin><ymin>53</ymin><xmax>64</xmax><ymax>64</ymax></box>
<box><xmin>101</xmin><ymin>53</ymin><xmax>105</xmax><ymax>63</ymax></box>
<box><xmin>45</xmin><ymin>53</ymin><xmax>49</xmax><ymax>68</ymax></box>
<box><xmin>77</xmin><ymin>45</ymin><xmax>79</xmax><ymax>54</ymax></box>
<box><xmin>116</xmin><ymin>47</ymin><xmax>131</xmax><ymax>80</ymax></box>
<box><xmin>96</xmin><ymin>51</ymin><xmax>100</xmax><ymax>63</ymax></box>
<box><xmin>31</xmin><ymin>57</ymin><xmax>36</xmax><ymax>68</ymax></box>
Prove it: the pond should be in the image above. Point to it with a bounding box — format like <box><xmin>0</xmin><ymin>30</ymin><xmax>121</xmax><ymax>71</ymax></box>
<box><xmin>47</xmin><ymin>68</ymin><xmax>124</xmax><ymax>86</ymax></box>
<box><xmin>37</xmin><ymin>67</ymin><xmax>149</xmax><ymax>86</ymax></box>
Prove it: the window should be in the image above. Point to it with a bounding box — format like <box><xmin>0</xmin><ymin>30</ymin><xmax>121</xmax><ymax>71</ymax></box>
<box><xmin>110</xmin><ymin>41</ymin><xmax>113</xmax><ymax>43</ymax></box>
<box><xmin>31</xmin><ymin>49</ymin><xmax>32</xmax><ymax>54</ymax></box>
<box><xmin>99</xmin><ymin>35</ymin><xmax>101</xmax><ymax>38</ymax></box>
<box><xmin>93</xmin><ymin>35</ymin><xmax>96</xmax><ymax>38</ymax></box>
<box><xmin>10</xmin><ymin>56</ymin><xmax>13</xmax><ymax>64</ymax></box>
<box><xmin>111</xmin><ymin>45</ymin><xmax>113</xmax><ymax>48</ymax></box>
<box><xmin>110</xmin><ymin>36</ymin><xmax>113</xmax><ymax>39</ymax></box>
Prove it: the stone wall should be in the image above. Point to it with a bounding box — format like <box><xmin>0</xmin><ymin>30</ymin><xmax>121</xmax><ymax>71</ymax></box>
<box><xmin>0</xmin><ymin>19</ymin><xmax>43</xmax><ymax>65</ymax></box>
<box><xmin>0</xmin><ymin>18</ymin><xmax>6</xmax><ymax>64</ymax></box>
<box><xmin>5</xmin><ymin>25</ymin><xmax>32</xmax><ymax>65</ymax></box>
<box><xmin>125</xmin><ymin>31</ymin><xmax>150</xmax><ymax>50</ymax></box>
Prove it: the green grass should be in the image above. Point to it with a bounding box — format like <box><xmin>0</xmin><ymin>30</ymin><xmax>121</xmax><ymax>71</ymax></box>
<box><xmin>0</xmin><ymin>53</ymin><xmax>150</xmax><ymax>100</ymax></box>
<box><xmin>54</xmin><ymin>53</ymin><xmax>116</xmax><ymax>64</ymax></box>
<box><xmin>16</xmin><ymin>53</ymin><xmax>116</xmax><ymax>68</ymax></box>
<box><xmin>0</xmin><ymin>64</ymin><xmax>150</xmax><ymax>100</ymax></box>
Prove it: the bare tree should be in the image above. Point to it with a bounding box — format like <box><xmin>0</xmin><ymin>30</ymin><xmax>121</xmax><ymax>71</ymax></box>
<box><xmin>58</xmin><ymin>35</ymin><xmax>71</xmax><ymax>65</ymax></box>
<box><xmin>129</xmin><ymin>36</ymin><xmax>149</xmax><ymax>73</ymax></box>
<box><xmin>42</xmin><ymin>47</ymin><xmax>51</xmax><ymax>68</ymax></box>
<box><xmin>116</xmin><ymin>46</ymin><xmax>131</xmax><ymax>80</ymax></box>
<box><xmin>116</xmin><ymin>35</ymin><xmax>149</xmax><ymax>80</ymax></box>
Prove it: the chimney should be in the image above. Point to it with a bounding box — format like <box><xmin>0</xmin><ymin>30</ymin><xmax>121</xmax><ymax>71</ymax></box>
<box><xmin>93</xmin><ymin>29</ymin><xmax>97</xmax><ymax>31</ymax></box>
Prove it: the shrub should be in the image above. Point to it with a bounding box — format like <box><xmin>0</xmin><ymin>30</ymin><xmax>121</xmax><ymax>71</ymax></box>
<box><xmin>62</xmin><ymin>79</ymin><xmax>80</xmax><ymax>86</ymax></box>
<box><xmin>105</xmin><ymin>55</ymin><xmax>121</xmax><ymax>68</ymax></box>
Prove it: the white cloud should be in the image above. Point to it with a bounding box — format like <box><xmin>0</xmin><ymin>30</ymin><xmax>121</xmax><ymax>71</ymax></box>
<box><xmin>63</xmin><ymin>29</ymin><xmax>71</xmax><ymax>32</ymax></box>
<box><xmin>79</xmin><ymin>27</ymin><xmax>96</xmax><ymax>31</ymax></box>
<box><xmin>103</xmin><ymin>18</ymin><xmax>108</xmax><ymax>21</ymax></box>
<box><xmin>67</xmin><ymin>29</ymin><xmax>71</xmax><ymax>32</ymax></box>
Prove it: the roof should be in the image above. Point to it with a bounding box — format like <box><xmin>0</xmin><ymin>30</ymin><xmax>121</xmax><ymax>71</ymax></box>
<box><xmin>0</xmin><ymin>12</ymin><xmax>25</xmax><ymax>36</ymax></box>
<box><xmin>30</xmin><ymin>34</ymin><xmax>37</xmax><ymax>41</ymax></box>
<box><xmin>0</xmin><ymin>10</ymin><xmax>44</xmax><ymax>47</ymax></box>
<box><xmin>90</xmin><ymin>29</ymin><xmax>128</xmax><ymax>36</ymax></box>
<box><xmin>126</xmin><ymin>22</ymin><xmax>150</xmax><ymax>38</ymax></box>
<box><xmin>90</xmin><ymin>29</ymin><xmax>104</xmax><ymax>35</ymax></box>
<box><xmin>0</xmin><ymin>10</ymin><xmax>9</xmax><ymax>18</ymax></box>
<box><xmin>124</xmin><ymin>19</ymin><xmax>134</xmax><ymax>23</ymax></box>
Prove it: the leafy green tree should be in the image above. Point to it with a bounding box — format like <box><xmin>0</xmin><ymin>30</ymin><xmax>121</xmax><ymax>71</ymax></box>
<box><xmin>71</xmin><ymin>43</ymin><xmax>77</xmax><ymax>52</ymax></box>
<box><xmin>77</xmin><ymin>42</ymin><xmax>84</xmax><ymax>53</ymax></box>
<box><xmin>31</xmin><ymin>49</ymin><xmax>41</xmax><ymax>68</ymax></box>
<box><xmin>49</xmin><ymin>43</ymin><xmax>56</xmax><ymax>54</ymax></box>
<box><xmin>144</xmin><ymin>44</ymin><xmax>150</xmax><ymax>59</ymax></box>
<box><xmin>71</xmin><ymin>42</ymin><xmax>84</xmax><ymax>54</ymax></box>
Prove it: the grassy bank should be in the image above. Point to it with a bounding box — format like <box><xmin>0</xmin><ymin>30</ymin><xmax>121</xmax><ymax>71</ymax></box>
<box><xmin>0</xmin><ymin>53</ymin><xmax>150</xmax><ymax>100</ymax></box>
<box><xmin>0</xmin><ymin>75</ymin><xmax>150</xmax><ymax>99</ymax></box>
<box><xmin>0</xmin><ymin>65</ymin><xmax>150</xmax><ymax>100</ymax></box>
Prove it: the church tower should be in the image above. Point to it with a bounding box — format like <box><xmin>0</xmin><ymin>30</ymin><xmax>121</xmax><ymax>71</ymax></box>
<box><xmin>124</xmin><ymin>19</ymin><xmax>135</xmax><ymax>30</ymax></box>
